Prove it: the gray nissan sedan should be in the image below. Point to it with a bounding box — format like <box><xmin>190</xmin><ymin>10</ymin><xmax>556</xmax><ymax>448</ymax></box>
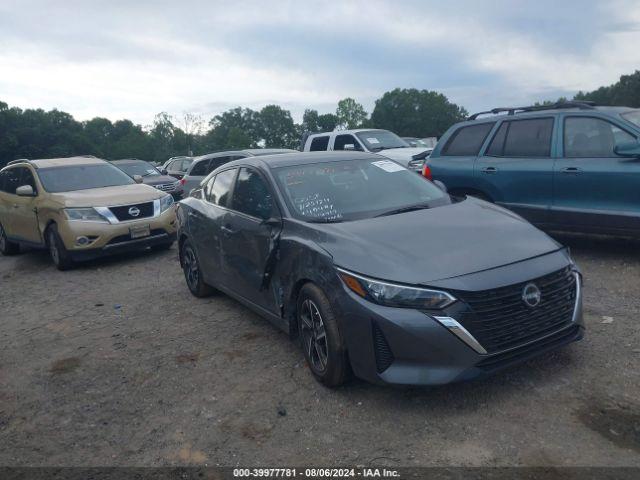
<box><xmin>176</xmin><ymin>151</ymin><xmax>583</xmax><ymax>387</ymax></box>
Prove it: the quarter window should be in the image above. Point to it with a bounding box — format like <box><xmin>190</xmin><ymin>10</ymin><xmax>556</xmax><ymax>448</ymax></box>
<box><xmin>232</xmin><ymin>168</ymin><xmax>274</xmax><ymax>220</ymax></box>
<box><xmin>207</xmin><ymin>168</ymin><xmax>236</xmax><ymax>207</ymax></box>
<box><xmin>564</xmin><ymin>117</ymin><xmax>635</xmax><ymax>158</ymax></box>
<box><xmin>309</xmin><ymin>136</ymin><xmax>329</xmax><ymax>151</ymax></box>
<box><xmin>441</xmin><ymin>123</ymin><xmax>495</xmax><ymax>156</ymax></box>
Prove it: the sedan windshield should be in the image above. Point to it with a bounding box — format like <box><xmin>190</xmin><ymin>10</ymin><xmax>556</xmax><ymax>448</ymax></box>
<box><xmin>273</xmin><ymin>158</ymin><xmax>449</xmax><ymax>222</ymax></box>
<box><xmin>355</xmin><ymin>130</ymin><xmax>410</xmax><ymax>151</ymax></box>
<box><xmin>114</xmin><ymin>161</ymin><xmax>160</xmax><ymax>177</ymax></box>
<box><xmin>38</xmin><ymin>164</ymin><xmax>135</xmax><ymax>193</ymax></box>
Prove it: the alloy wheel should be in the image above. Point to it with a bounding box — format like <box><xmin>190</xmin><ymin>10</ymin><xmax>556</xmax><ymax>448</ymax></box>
<box><xmin>300</xmin><ymin>299</ymin><xmax>328</xmax><ymax>372</ymax></box>
<box><xmin>183</xmin><ymin>246</ymin><xmax>199</xmax><ymax>290</ymax></box>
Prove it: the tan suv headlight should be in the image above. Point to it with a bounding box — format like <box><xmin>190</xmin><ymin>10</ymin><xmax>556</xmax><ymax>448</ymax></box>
<box><xmin>64</xmin><ymin>208</ymin><xmax>109</xmax><ymax>223</ymax></box>
<box><xmin>159</xmin><ymin>194</ymin><xmax>174</xmax><ymax>213</ymax></box>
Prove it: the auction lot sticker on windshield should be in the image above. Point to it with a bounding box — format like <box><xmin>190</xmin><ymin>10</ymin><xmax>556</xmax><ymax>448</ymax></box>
<box><xmin>371</xmin><ymin>160</ymin><xmax>404</xmax><ymax>172</ymax></box>
<box><xmin>367</xmin><ymin>137</ymin><xmax>380</xmax><ymax>144</ymax></box>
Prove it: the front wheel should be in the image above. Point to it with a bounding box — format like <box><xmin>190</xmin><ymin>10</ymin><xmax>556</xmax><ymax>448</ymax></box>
<box><xmin>0</xmin><ymin>223</ymin><xmax>20</xmax><ymax>255</ymax></box>
<box><xmin>46</xmin><ymin>224</ymin><xmax>75</xmax><ymax>271</ymax></box>
<box><xmin>297</xmin><ymin>283</ymin><xmax>350</xmax><ymax>387</ymax></box>
<box><xmin>180</xmin><ymin>239</ymin><xmax>215</xmax><ymax>297</ymax></box>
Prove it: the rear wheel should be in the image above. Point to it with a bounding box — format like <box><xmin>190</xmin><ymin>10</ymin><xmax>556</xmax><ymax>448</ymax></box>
<box><xmin>297</xmin><ymin>283</ymin><xmax>350</xmax><ymax>387</ymax></box>
<box><xmin>180</xmin><ymin>239</ymin><xmax>215</xmax><ymax>297</ymax></box>
<box><xmin>46</xmin><ymin>224</ymin><xmax>75</xmax><ymax>271</ymax></box>
<box><xmin>0</xmin><ymin>223</ymin><xmax>20</xmax><ymax>255</ymax></box>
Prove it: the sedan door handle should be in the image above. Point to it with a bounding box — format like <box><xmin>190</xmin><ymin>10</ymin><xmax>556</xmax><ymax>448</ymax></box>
<box><xmin>481</xmin><ymin>167</ymin><xmax>498</xmax><ymax>174</ymax></box>
<box><xmin>12</xmin><ymin>204</ymin><xmax>20</xmax><ymax>209</ymax></box>
<box><xmin>561</xmin><ymin>167</ymin><xmax>582</xmax><ymax>174</ymax></box>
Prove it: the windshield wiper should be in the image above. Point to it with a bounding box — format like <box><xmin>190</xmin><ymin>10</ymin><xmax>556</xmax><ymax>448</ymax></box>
<box><xmin>374</xmin><ymin>203</ymin><xmax>431</xmax><ymax>218</ymax></box>
<box><xmin>306</xmin><ymin>217</ymin><xmax>344</xmax><ymax>224</ymax></box>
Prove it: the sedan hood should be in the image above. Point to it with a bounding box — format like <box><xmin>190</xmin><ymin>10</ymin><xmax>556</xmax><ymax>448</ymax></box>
<box><xmin>52</xmin><ymin>184</ymin><xmax>165</xmax><ymax>208</ymax></box>
<box><xmin>377</xmin><ymin>147</ymin><xmax>431</xmax><ymax>165</ymax></box>
<box><xmin>309</xmin><ymin>197</ymin><xmax>561</xmax><ymax>284</ymax></box>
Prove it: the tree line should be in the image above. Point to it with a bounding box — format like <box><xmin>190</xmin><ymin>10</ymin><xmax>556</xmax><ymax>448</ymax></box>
<box><xmin>2</xmin><ymin>70</ymin><xmax>639</xmax><ymax>168</ymax></box>
<box><xmin>0</xmin><ymin>89</ymin><xmax>466</xmax><ymax>167</ymax></box>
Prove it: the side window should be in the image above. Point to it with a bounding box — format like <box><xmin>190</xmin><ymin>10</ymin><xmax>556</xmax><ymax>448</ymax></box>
<box><xmin>232</xmin><ymin>167</ymin><xmax>274</xmax><ymax>220</ymax></box>
<box><xmin>0</xmin><ymin>171</ymin><xmax>7</xmax><ymax>192</ymax></box>
<box><xmin>207</xmin><ymin>156</ymin><xmax>232</xmax><ymax>174</ymax></box>
<box><xmin>172</xmin><ymin>160</ymin><xmax>184</xmax><ymax>171</ymax></box>
<box><xmin>3</xmin><ymin>168</ymin><xmax>22</xmax><ymax>195</ymax></box>
<box><xmin>564</xmin><ymin>117</ymin><xmax>636</xmax><ymax>158</ymax></box>
<box><xmin>333</xmin><ymin>134</ymin><xmax>363</xmax><ymax>151</ymax></box>
<box><xmin>189</xmin><ymin>159</ymin><xmax>211</xmax><ymax>176</ymax></box>
<box><xmin>502</xmin><ymin>118</ymin><xmax>554</xmax><ymax>157</ymax></box>
<box><xmin>20</xmin><ymin>168</ymin><xmax>37</xmax><ymax>193</ymax></box>
<box><xmin>309</xmin><ymin>136</ymin><xmax>330</xmax><ymax>151</ymax></box>
<box><xmin>441</xmin><ymin>123</ymin><xmax>495</xmax><ymax>156</ymax></box>
<box><xmin>208</xmin><ymin>168</ymin><xmax>236</xmax><ymax>207</ymax></box>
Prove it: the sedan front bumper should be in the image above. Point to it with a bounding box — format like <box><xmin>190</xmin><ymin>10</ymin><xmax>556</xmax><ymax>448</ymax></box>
<box><xmin>330</xmin><ymin>254</ymin><xmax>584</xmax><ymax>386</ymax></box>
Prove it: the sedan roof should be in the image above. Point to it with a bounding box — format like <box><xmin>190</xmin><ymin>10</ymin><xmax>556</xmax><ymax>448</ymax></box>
<box><xmin>234</xmin><ymin>151</ymin><xmax>383</xmax><ymax>169</ymax></box>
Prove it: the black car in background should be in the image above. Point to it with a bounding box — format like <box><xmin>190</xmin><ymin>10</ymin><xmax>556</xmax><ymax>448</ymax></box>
<box><xmin>112</xmin><ymin>159</ymin><xmax>184</xmax><ymax>199</ymax></box>
<box><xmin>176</xmin><ymin>152</ymin><xmax>583</xmax><ymax>387</ymax></box>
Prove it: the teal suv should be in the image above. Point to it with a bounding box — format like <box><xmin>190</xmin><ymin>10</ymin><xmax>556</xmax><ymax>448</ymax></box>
<box><xmin>424</xmin><ymin>101</ymin><xmax>640</xmax><ymax>237</ymax></box>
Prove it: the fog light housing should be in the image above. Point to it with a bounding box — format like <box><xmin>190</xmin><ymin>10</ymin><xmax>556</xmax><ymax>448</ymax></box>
<box><xmin>75</xmin><ymin>236</ymin><xmax>90</xmax><ymax>246</ymax></box>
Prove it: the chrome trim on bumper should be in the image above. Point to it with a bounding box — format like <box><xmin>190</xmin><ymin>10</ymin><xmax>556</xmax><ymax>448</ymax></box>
<box><xmin>433</xmin><ymin>315</ymin><xmax>488</xmax><ymax>354</ymax></box>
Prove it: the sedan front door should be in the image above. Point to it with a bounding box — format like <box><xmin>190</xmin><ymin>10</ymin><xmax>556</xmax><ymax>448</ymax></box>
<box><xmin>219</xmin><ymin>167</ymin><xmax>282</xmax><ymax>313</ymax></box>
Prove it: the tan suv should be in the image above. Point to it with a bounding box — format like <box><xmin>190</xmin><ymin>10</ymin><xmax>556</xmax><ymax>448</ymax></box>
<box><xmin>0</xmin><ymin>156</ymin><xmax>177</xmax><ymax>270</ymax></box>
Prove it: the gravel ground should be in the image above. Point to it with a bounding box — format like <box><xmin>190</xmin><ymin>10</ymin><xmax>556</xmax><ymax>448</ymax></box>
<box><xmin>0</xmin><ymin>233</ymin><xmax>639</xmax><ymax>467</ymax></box>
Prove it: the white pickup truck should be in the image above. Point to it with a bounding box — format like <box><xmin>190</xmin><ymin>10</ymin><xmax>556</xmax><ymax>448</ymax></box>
<box><xmin>301</xmin><ymin>129</ymin><xmax>432</xmax><ymax>171</ymax></box>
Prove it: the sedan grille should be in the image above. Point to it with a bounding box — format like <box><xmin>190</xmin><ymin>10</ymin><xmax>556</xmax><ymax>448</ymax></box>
<box><xmin>108</xmin><ymin>202</ymin><xmax>154</xmax><ymax>221</ymax></box>
<box><xmin>452</xmin><ymin>266</ymin><xmax>577</xmax><ymax>354</ymax></box>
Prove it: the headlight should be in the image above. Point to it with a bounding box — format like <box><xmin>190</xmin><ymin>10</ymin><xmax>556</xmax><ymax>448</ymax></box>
<box><xmin>337</xmin><ymin>268</ymin><xmax>456</xmax><ymax>309</ymax></box>
<box><xmin>160</xmin><ymin>194</ymin><xmax>174</xmax><ymax>212</ymax></box>
<box><xmin>64</xmin><ymin>208</ymin><xmax>108</xmax><ymax>223</ymax></box>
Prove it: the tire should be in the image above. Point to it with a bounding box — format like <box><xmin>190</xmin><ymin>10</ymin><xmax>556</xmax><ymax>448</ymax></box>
<box><xmin>46</xmin><ymin>224</ymin><xmax>75</xmax><ymax>271</ymax></box>
<box><xmin>0</xmin><ymin>222</ymin><xmax>20</xmax><ymax>255</ymax></box>
<box><xmin>180</xmin><ymin>239</ymin><xmax>215</xmax><ymax>297</ymax></box>
<box><xmin>297</xmin><ymin>283</ymin><xmax>350</xmax><ymax>387</ymax></box>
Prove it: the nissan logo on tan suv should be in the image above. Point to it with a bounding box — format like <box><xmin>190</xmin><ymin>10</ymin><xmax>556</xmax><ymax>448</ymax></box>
<box><xmin>128</xmin><ymin>206</ymin><xmax>141</xmax><ymax>217</ymax></box>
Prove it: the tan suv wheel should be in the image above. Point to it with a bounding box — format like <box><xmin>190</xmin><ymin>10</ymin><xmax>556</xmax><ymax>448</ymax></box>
<box><xmin>46</xmin><ymin>224</ymin><xmax>75</xmax><ymax>271</ymax></box>
<box><xmin>0</xmin><ymin>223</ymin><xmax>20</xmax><ymax>255</ymax></box>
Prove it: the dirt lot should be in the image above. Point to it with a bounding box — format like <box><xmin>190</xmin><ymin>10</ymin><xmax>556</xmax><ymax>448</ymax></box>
<box><xmin>1</xmin><ymin>234</ymin><xmax>639</xmax><ymax>467</ymax></box>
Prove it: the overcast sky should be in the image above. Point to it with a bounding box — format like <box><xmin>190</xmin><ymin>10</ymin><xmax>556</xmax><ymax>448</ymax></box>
<box><xmin>1</xmin><ymin>0</ymin><xmax>639</xmax><ymax>126</ymax></box>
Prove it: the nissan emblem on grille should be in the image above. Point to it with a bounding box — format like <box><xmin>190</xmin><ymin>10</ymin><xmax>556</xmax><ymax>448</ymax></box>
<box><xmin>522</xmin><ymin>283</ymin><xmax>542</xmax><ymax>307</ymax></box>
<box><xmin>128</xmin><ymin>206</ymin><xmax>141</xmax><ymax>217</ymax></box>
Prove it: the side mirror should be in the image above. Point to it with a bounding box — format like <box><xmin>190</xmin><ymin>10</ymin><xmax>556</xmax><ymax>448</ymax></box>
<box><xmin>16</xmin><ymin>185</ymin><xmax>35</xmax><ymax>197</ymax></box>
<box><xmin>614</xmin><ymin>141</ymin><xmax>640</xmax><ymax>158</ymax></box>
<box><xmin>160</xmin><ymin>168</ymin><xmax>168</xmax><ymax>175</ymax></box>
<box><xmin>433</xmin><ymin>180</ymin><xmax>447</xmax><ymax>193</ymax></box>
<box><xmin>261</xmin><ymin>216</ymin><xmax>282</xmax><ymax>228</ymax></box>
<box><xmin>133</xmin><ymin>175</ymin><xmax>144</xmax><ymax>184</ymax></box>
<box><xmin>343</xmin><ymin>144</ymin><xmax>355</xmax><ymax>151</ymax></box>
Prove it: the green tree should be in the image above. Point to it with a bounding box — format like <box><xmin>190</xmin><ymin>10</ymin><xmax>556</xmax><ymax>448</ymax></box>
<box><xmin>336</xmin><ymin>97</ymin><xmax>368</xmax><ymax>129</ymax></box>
<box><xmin>257</xmin><ymin>104</ymin><xmax>297</xmax><ymax>148</ymax></box>
<box><xmin>371</xmin><ymin>88</ymin><xmax>467</xmax><ymax>137</ymax></box>
<box><xmin>574</xmin><ymin>70</ymin><xmax>640</xmax><ymax>107</ymax></box>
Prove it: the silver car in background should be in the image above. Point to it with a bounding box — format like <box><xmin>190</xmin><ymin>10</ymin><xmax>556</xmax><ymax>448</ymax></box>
<box><xmin>180</xmin><ymin>149</ymin><xmax>297</xmax><ymax>195</ymax></box>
